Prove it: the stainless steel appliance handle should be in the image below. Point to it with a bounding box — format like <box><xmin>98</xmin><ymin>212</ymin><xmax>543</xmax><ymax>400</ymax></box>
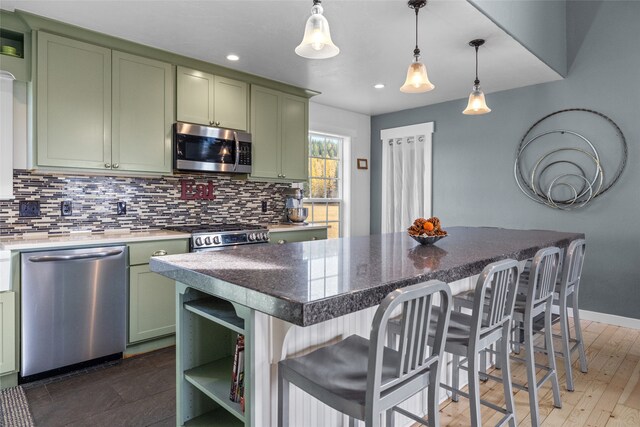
<box><xmin>233</xmin><ymin>131</ymin><xmax>240</xmax><ymax>172</ymax></box>
<box><xmin>28</xmin><ymin>249</ymin><xmax>124</xmax><ymax>263</ymax></box>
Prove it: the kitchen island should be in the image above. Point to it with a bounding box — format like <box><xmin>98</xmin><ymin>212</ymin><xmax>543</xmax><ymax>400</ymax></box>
<box><xmin>150</xmin><ymin>227</ymin><xmax>584</xmax><ymax>427</ymax></box>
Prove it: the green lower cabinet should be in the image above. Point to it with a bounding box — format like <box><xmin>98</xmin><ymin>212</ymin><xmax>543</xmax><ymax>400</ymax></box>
<box><xmin>0</xmin><ymin>292</ymin><xmax>16</xmax><ymax>375</ymax></box>
<box><xmin>127</xmin><ymin>239</ymin><xmax>188</xmax><ymax>344</ymax></box>
<box><xmin>129</xmin><ymin>264</ymin><xmax>176</xmax><ymax>343</ymax></box>
<box><xmin>269</xmin><ymin>228</ymin><xmax>327</xmax><ymax>244</ymax></box>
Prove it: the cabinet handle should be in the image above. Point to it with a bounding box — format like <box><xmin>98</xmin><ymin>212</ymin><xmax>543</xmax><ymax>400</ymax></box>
<box><xmin>282</xmin><ymin>174</ymin><xmax>286</xmax><ymax>178</ymax></box>
<box><xmin>311</xmin><ymin>237</ymin><xmax>317</xmax><ymax>241</ymax></box>
<box><xmin>152</xmin><ymin>250</ymin><xmax>168</xmax><ymax>257</ymax></box>
<box><xmin>277</xmin><ymin>239</ymin><xmax>286</xmax><ymax>245</ymax></box>
<box><xmin>216</xmin><ymin>121</ymin><xmax>221</xmax><ymax>126</ymax></box>
<box><xmin>105</xmin><ymin>163</ymin><xmax>111</xmax><ymax>169</ymax></box>
<box><xmin>209</xmin><ymin>121</ymin><xmax>214</xmax><ymax>126</ymax></box>
<box><xmin>112</xmin><ymin>163</ymin><xmax>119</xmax><ymax>169</ymax></box>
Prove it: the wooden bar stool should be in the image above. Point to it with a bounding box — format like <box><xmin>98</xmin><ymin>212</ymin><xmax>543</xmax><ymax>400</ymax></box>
<box><xmin>278</xmin><ymin>280</ymin><xmax>452</xmax><ymax>427</ymax></box>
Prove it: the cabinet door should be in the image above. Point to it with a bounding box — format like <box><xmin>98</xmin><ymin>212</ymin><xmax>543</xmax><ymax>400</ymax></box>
<box><xmin>250</xmin><ymin>85</ymin><xmax>281</xmax><ymax>179</ymax></box>
<box><xmin>0</xmin><ymin>292</ymin><xmax>15</xmax><ymax>374</ymax></box>
<box><xmin>213</xmin><ymin>76</ymin><xmax>248</xmax><ymax>131</ymax></box>
<box><xmin>112</xmin><ymin>51</ymin><xmax>173</xmax><ymax>173</ymax></box>
<box><xmin>37</xmin><ymin>32</ymin><xmax>111</xmax><ymax>169</ymax></box>
<box><xmin>281</xmin><ymin>94</ymin><xmax>308</xmax><ymax>181</ymax></box>
<box><xmin>129</xmin><ymin>264</ymin><xmax>176</xmax><ymax>343</ymax></box>
<box><xmin>176</xmin><ymin>66</ymin><xmax>214</xmax><ymax>125</ymax></box>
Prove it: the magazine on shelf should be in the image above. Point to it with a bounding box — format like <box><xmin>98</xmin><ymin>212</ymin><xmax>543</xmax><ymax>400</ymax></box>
<box><xmin>229</xmin><ymin>334</ymin><xmax>245</xmax><ymax>403</ymax></box>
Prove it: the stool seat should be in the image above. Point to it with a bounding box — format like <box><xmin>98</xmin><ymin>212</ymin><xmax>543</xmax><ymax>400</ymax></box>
<box><xmin>280</xmin><ymin>335</ymin><xmax>401</xmax><ymax>416</ymax></box>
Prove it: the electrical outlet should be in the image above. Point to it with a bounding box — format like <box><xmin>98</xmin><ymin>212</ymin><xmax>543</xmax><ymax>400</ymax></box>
<box><xmin>19</xmin><ymin>201</ymin><xmax>40</xmax><ymax>218</ymax></box>
<box><xmin>61</xmin><ymin>200</ymin><xmax>73</xmax><ymax>216</ymax></box>
<box><xmin>261</xmin><ymin>200</ymin><xmax>268</xmax><ymax>213</ymax></box>
<box><xmin>117</xmin><ymin>201</ymin><xmax>127</xmax><ymax>215</ymax></box>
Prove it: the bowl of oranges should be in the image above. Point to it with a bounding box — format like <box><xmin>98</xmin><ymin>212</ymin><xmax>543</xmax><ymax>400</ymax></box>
<box><xmin>407</xmin><ymin>217</ymin><xmax>448</xmax><ymax>245</ymax></box>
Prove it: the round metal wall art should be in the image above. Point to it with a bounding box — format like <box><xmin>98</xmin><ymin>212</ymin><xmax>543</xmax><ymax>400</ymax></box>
<box><xmin>514</xmin><ymin>108</ymin><xmax>627</xmax><ymax>210</ymax></box>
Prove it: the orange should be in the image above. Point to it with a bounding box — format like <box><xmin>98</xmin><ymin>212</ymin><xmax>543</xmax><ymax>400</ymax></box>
<box><xmin>423</xmin><ymin>222</ymin><xmax>434</xmax><ymax>232</ymax></box>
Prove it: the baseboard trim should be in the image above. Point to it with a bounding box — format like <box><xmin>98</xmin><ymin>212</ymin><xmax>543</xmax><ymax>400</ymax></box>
<box><xmin>576</xmin><ymin>309</ymin><xmax>640</xmax><ymax>330</ymax></box>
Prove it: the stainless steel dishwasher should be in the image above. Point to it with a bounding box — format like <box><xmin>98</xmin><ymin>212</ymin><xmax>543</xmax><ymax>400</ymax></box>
<box><xmin>21</xmin><ymin>246</ymin><xmax>127</xmax><ymax>379</ymax></box>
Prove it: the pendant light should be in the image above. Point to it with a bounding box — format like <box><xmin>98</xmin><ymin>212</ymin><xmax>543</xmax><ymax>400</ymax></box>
<box><xmin>462</xmin><ymin>39</ymin><xmax>491</xmax><ymax>115</ymax></box>
<box><xmin>400</xmin><ymin>0</ymin><xmax>435</xmax><ymax>93</ymax></box>
<box><xmin>295</xmin><ymin>0</ymin><xmax>340</xmax><ymax>59</ymax></box>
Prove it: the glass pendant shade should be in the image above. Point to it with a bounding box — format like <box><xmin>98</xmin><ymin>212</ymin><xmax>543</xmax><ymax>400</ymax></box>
<box><xmin>295</xmin><ymin>4</ymin><xmax>340</xmax><ymax>59</ymax></box>
<box><xmin>463</xmin><ymin>84</ymin><xmax>491</xmax><ymax>115</ymax></box>
<box><xmin>400</xmin><ymin>58</ymin><xmax>435</xmax><ymax>93</ymax></box>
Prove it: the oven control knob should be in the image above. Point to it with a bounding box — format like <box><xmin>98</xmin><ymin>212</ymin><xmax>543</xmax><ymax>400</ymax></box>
<box><xmin>248</xmin><ymin>233</ymin><xmax>255</xmax><ymax>241</ymax></box>
<box><xmin>259</xmin><ymin>233</ymin><xmax>267</xmax><ymax>241</ymax></box>
<box><xmin>204</xmin><ymin>237</ymin><xmax>212</xmax><ymax>245</ymax></box>
<box><xmin>195</xmin><ymin>237</ymin><xmax>203</xmax><ymax>247</ymax></box>
<box><xmin>213</xmin><ymin>236</ymin><xmax>221</xmax><ymax>245</ymax></box>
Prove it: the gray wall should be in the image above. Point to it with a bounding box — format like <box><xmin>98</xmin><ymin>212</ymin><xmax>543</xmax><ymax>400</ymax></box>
<box><xmin>468</xmin><ymin>0</ymin><xmax>567</xmax><ymax>76</ymax></box>
<box><xmin>370</xmin><ymin>1</ymin><xmax>640</xmax><ymax>319</ymax></box>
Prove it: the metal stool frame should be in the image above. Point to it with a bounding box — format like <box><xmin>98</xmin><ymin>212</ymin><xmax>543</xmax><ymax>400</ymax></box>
<box><xmin>278</xmin><ymin>280</ymin><xmax>452</xmax><ymax>427</ymax></box>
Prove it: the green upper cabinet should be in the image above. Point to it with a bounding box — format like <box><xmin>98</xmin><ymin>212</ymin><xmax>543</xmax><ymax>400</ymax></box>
<box><xmin>176</xmin><ymin>66</ymin><xmax>213</xmax><ymax>125</ymax></box>
<box><xmin>250</xmin><ymin>86</ymin><xmax>280</xmax><ymax>180</ymax></box>
<box><xmin>36</xmin><ymin>32</ymin><xmax>173</xmax><ymax>174</ymax></box>
<box><xmin>37</xmin><ymin>32</ymin><xmax>112</xmax><ymax>169</ymax></box>
<box><xmin>250</xmin><ymin>85</ymin><xmax>308</xmax><ymax>182</ymax></box>
<box><xmin>281</xmin><ymin>94</ymin><xmax>308</xmax><ymax>181</ymax></box>
<box><xmin>176</xmin><ymin>66</ymin><xmax>248</xmax><ymax>131</ymax></box>
<box><xmin>112</xmin><ymin>51</ymin><xmax>173</xmax><ymax>173</ymax></box>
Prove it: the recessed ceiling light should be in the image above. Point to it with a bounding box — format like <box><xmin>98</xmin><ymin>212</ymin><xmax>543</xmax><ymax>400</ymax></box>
<box><xmin>374</xmin><ymin>84</ymin><xmax>385</xmax><ymax>89</ymax></box>
<box><xmin>226</xmin><ymin>54</ymin><xmax>240</xmax><ymax>61</ymax></box>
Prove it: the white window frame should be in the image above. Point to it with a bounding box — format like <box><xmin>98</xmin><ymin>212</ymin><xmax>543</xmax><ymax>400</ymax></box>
<box><xmin>305</xmin><ymin>131</ymin><xmax>344</xmax><ymax>238</ymax></box>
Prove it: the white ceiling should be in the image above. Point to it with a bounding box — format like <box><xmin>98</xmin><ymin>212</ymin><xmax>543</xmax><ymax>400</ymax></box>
<box><xmin>1</xmin><ymin>0</ymin><xmax>562</xmax><ymax>116</ymax></box>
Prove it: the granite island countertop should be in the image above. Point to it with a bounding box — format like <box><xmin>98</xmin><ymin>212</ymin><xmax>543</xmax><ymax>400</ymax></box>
<box><xmin>150</xmin><ymin>227</ymin><xmax>584</xmax><ymax>327</ymax></box>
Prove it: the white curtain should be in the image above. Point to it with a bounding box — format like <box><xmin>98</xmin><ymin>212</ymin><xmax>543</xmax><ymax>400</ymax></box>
<box><xmin>380</xmin><ymin>123</ymin><xmax>433</xmax><ymax>233</ymax></box>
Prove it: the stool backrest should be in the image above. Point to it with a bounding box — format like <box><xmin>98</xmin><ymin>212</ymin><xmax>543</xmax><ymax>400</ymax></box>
<box><xmin>366</xmin><ymin>280</ymin><xmax>451</xmax><ymax>404</ymax></box>
<box><xmin>473</xmin><ymin>259</ymin><xmax>519</xmax><ymax>341</ymax></box>
<box><xmin>560</xmin><ymin>239</ymin><xmax>586</xmax><ymax>295</ymax></box>
<box><xmin>528</xmin><ymin>246</ymin><xmax>561</xmax><ymax>305</ymax></box>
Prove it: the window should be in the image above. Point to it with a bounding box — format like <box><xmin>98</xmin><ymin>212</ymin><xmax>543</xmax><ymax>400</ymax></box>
<box><xmin>304</xmin><ymin>132</ymin><xmax>342</xmax><ymax>239</ymax></box>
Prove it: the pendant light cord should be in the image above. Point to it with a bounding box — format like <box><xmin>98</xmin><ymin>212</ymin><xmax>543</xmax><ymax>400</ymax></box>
<box><xmin>414</xmin><ymin>8</ymin><xmax>420</xmax><ymax>57</ymax></box>
<box><xmin>474</xmin><ymin>45</ymin><xmax>480</xmax><ymax>85</ymax></box>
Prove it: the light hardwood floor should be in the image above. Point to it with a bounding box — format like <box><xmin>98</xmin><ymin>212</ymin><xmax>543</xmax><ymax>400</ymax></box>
<box><xmin>428</xmin><ymin>320</ymin><xmax>640</xmax><ymax>426</ymax></box>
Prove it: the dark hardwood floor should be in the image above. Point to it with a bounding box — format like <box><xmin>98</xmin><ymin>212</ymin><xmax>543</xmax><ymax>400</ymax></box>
<box><xmin>23</xmin><ymin>346</ymin><xmax>176</xmax><ymax>426</ymax></box>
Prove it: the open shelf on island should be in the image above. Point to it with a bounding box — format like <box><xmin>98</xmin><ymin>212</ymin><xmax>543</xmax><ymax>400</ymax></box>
<box><xmin>184</xmin><ymin>297</ymin><xmax>245</xmax><ymax>334</ymax></box>
<box><xmin>184</xmin><ymin>356</ymin><xmax>244</xmax><ymax>423</ymax></box>
<box><xmin>184</xmin><ymin>406</ymin><xmax>244</xmax><ymax>427</ymax></box>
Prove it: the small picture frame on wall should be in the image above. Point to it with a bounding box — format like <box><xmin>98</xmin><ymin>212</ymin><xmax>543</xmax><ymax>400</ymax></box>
<box><xmin>357</xmin><ymin>158</ymin><xmax>368</xmax><ymax>170</ymax></box>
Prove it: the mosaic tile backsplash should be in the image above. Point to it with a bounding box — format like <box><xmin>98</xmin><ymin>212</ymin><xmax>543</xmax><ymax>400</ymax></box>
<box><xmin>0</xmin><ymin>170</ymin><xmax>291</xmax><ymax>237</ymax></box>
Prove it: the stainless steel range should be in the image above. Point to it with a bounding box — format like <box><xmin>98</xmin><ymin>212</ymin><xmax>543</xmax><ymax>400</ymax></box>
<box><xmin>165</xmin><ymin>223</ymin><xmax>270</xmax><ymax>252</ymax></box>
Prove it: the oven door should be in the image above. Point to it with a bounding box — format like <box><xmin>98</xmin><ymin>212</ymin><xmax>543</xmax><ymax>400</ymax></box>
<box><xmin>174</xmin><ymin>123</ymin><xmax>252</xmax><ymax>173</ymax></box>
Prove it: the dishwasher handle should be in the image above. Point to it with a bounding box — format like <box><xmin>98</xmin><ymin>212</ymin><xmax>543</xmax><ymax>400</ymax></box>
<box><xmin>28</xmin><ymin>249</ymin><xmax>124</xmax><ymax>263</ymax></box>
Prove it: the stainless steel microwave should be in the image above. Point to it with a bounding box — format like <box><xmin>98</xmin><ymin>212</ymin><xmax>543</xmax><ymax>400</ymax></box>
<box><xmin>173</xmin><ymin>122</ymin><xmax>252</xmax><ymax>174</ymax></box>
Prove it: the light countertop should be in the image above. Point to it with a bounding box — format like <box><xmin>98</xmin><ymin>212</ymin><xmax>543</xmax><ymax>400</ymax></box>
<box><xmin>0</xmin><ymin>224</ymin><xmax>327</xmax><ymax>250</ymax></box>
<box><xmin>0</xmin><ymin>229</ymin><xmax>191</xmax><ymax>251</ymax></box>
<box><xmin>266</xmin><ymin>224</ymin><xmax>328</xmax><ymax>232</ymax></box>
